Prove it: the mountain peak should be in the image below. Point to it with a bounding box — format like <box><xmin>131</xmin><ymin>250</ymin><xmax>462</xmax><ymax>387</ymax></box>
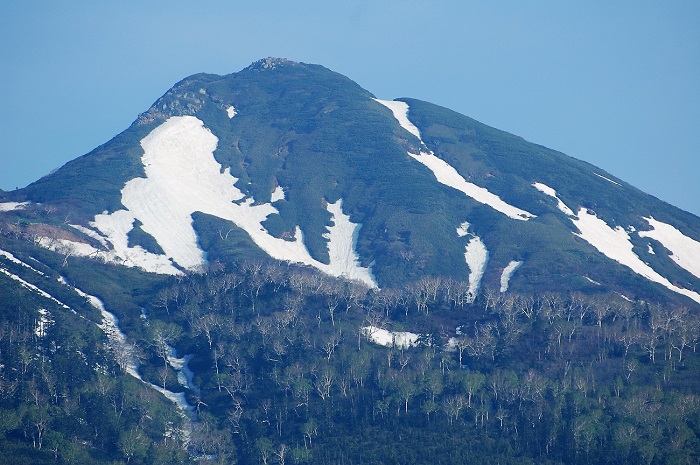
<box><xmin>245</xmin><ymin>57</ymin><xmax>299</xmax><ymax>71</ymax></box>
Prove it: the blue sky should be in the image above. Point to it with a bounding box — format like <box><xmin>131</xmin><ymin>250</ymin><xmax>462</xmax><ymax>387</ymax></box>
<box><xmin>1</xmin><ymin>1</ymin><xmax>699</xmax><ymax>216</ymax></box>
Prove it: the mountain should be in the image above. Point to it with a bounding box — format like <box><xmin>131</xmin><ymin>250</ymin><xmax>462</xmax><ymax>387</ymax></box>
<box><xmin>1</xmin><ymin>58</ymin><xmax>700</xmax><ymax>464</ymax></box>
<box><xmin>4</xmin><ymin>57</ymin><xmax>700</xmax><ymax>306</ymax></box>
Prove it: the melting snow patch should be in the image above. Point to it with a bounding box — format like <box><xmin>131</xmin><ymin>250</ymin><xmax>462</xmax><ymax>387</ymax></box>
<box><xmin>374</xmin><ymin>99</ymin><xmax>422</xmax><ymax>140</ymax></box>
<box><xmin>270</xmin><ymin>185</ymin><xmax>285</xmax><ymax>202</ymax></box>
<box><xmin>573</xmin><ymin>208</ymin><xmax>700</xmax><ymax>304</ymax></box>
<box><xmin>532</xmin><ymin>182</ymin><xmax>574</xmax><ymax>216</ymax></box>
<box><xmin>0</xmin><ymin>201</ymin><xmax>29</xmax><ymax>212</ymax></box>
<box><xmin>638</xmin><ymin>217</ymin><xmax>700</xmax><ymax>280</ymax></box>
<box><xmin>322</xmin><ymin>200</ymin><xmax>377</xmax><ymax>288</ymax></box>
<box><xmin>71</xmin><ymin>286</ymin><xmax>143</xmax><ymax>380</ymax></box>
<box><xmin>35</xmin><ymin>309</ymin><xmax>54</xmax><ymax>338</ymax></box>
<box><xmin>500</xmin><ymin>261</ymin><xmax>523</xmax><ymax>292</ymax></box>
<box><xmin>593</xmin><ymin>172</ymin><xmax>621</xmax><ymax>186</ymax></box>
<box><xmin>457</xmin><ymin>222</ymin><xmax>489</xmax><ymax>300</ymax></box>
<box><xmin>166</xmin><ymin>346</ymin><xmax>200</xmax><ymax>398</ymax></box>
<box><xmin>362</xmin><ymin>326</ymin><xmax>419</xmax><ymax>349</ymax></box>
<box><xmin>410</xmin><ymin>151</ymin><xmax>535</xmax><ymax>220</ymax></box>
<box><xmin>457</xmin><ymin>221</ymin><xmax>470</xmax><ymax>237</ymax></box>
<box><xmin>465</xmin><ymin>236</ymin><xmax>489</xmax><ymax>298</ymax></box>
<box><xmin>226</xmin><ymin>105</ymin><xmax>237</xmax><ymax>118</ymax></box>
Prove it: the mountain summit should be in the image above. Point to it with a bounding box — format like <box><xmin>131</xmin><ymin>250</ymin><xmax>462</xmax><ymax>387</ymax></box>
<box><xmin>4</xmin><ymin>58</ymin><xmax>700</xmax><ymax>305</ymax></box>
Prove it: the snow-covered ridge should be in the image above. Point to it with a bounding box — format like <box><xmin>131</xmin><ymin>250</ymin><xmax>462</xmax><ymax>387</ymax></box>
<box><xmin>572</xmin><ymin>208</ymin><xmax>700</xmax><ymax>304</ymax></box>
<box><xmin>639</xmin><ymin>217</ymin><xmax>700</xmax><ymax>280</ymax></box>
<box><xmin>0</xmin><ymin>267</ymin><xmax>71</xmax><ymax>309</ymax></box>
<box><xmin>47</xmin><ymin>116</ymin><xmax>375</xmax><ymax>287</ymax></box>
<box><xmin>0</xmin><ymin>248</ymin><xmax>45</xmax><ymax>275</ymax></box>
<box><xmin>533</xmin><ymin>181</ymin><xmax>700</xmax><ymax>304</ymax></box>
<box><xmin>68</xmin><ymin>282</ymin><xmax>196</xmax><ymax>416</ymax></box>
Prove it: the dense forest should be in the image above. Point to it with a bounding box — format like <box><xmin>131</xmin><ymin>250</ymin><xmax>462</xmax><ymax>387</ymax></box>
<box><xmin>1</xmin><ymin>257</ymin><xmax>699</xmax><ymax>464</ymax></box>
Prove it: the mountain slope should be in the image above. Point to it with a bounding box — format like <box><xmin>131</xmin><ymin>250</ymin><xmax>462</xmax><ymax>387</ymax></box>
<box><xmin>3</xmin><ymin>57</ymin><xmax>700</xmax><ymax>306</ymax></box>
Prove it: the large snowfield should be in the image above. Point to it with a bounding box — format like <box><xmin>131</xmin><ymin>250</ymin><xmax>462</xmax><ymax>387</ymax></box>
<box><xmin>40</xmin><ymin>116</ymin><xmax>376</xmax><ymax>287</ymax></box>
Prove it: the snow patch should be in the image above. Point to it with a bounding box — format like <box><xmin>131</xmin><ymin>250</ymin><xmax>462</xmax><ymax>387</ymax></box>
<box><xmin>465</xmin><ymin>236</ymin><xmax>489</xmax><ymax>298</ymax></box>
<box><xmin>0</xmin><ymin>201</ymin><xmax>29</xmax><ymax>212</ymax></box>
<box><xmin>362</xmin><ymin>326</ymin><xmax>419</xmax><ymax>349</ymax></box>
<box><xmin>593</xmin><ymin>172</ymin><xmax>621</xmax><ymax>186</ymax></box>
<box><xmin>373</xmin><ymin>99</ymin><xmax>422</xmax><ymax>140</ymax></box>
<box><xmin>270</xmin><ymin>185</ymin><xmax>285</xmax><ymax>202</ymax></box>
<box><xmin>638</xmin><ymin>217</ymin><xmax>700</xmax><ymax>280</ymax></box>
<box><xmin>647</xmin><ymin>244</ymin><xmax>655</xmax><ymax>255</ymax></box>
<box><xmin>410</xmin><ymin>151</ymin><xmax>535</xmax><ymax>220</ymax></box>
<box><xmin>226</xmin><ymin>105</ymin><xmax>237</xmax><ymax>119</ymax></box>
<box><xmin>584</xmin><ymin>276</ymin><xmax>602</xmax><ymax>286</ymax></box>
<box><xmin>166</xmin><ymin>345</ymin><xmax>200</xmax><ymax>398</ymax></box>
<box><xmin>500</xmin><ymin>261</ymin><xmax>523</xmax><ymax>292</ymax></box>
<box><xmin>573</xmin><ymin>208</ymin><xmax>700</xmax><ymax>304</ymax></box>
<box><xmin>456</xmin><ymin>221</ymin><xmax>470</xmax><ymax>237</ymax></box>
<box><xmin>91</xmin><ymin>210</ymin><xmax>181</xmax><ymax>274</ymax></box>
<box><xmin>532</xmin><ymin>182</ymin><xmax>574</xmax><ymax>216</ymax></box>
<box><xmin>533</xmin><ymin>183</ymin><xmax>700</xmax><ymax>304</ymax></box>
<box><xmin>322</xmin><ymin>199</ymin><xmax>377</xmax><ymax>287</ymax></box>
<box><xmin>376</xmin><ymin>97</ymin><xmax>533</xmax><ymax>222</ymax></box>
<box><xmin>457</xmin><ymin>222</ymin><xmax>489</xmax><ymax>300</ymax></box>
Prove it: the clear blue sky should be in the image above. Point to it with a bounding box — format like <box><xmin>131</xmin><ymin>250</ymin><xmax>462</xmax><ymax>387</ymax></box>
<box><xmin>1</xmin><ymin>1</ymin><xmax>699</xmax><ymax>216</ymax></box>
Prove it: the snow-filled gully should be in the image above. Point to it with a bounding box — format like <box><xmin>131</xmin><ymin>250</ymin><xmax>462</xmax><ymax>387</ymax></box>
<box><xmin>1</xmin><ymin>248</ymin><xmax>199</xmax><ymax>433</ymax></box>
<box><xmin>533</xmin><ymin>182</ymin><xmax>700</xmax><ymax>304</ymax></box>
<box><xmin>69</xmin><ymin>282</ymin><xmax>198</xmax><ymax>440</ymax></box>
<box><xmin>375</xmin><ymin>98</ymin><xmax>535</xmax><ymax>221</ymax></box>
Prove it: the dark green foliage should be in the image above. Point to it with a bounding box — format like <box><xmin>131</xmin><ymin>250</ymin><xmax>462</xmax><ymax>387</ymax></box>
<box><xmin>127</xmin><ymin>219</ymin><xmax>165</xmax><ymax>255</ymax></box>
<box><xmin>2</xmin><ymin>227</ymin><xmax>700</xmax><ymax>464</ymax></box>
